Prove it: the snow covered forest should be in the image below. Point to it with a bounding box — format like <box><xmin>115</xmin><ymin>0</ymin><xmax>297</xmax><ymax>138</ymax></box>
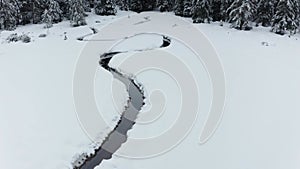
<box><xmin>0</xmin><ymin>0</ymin><xmax>300</xmax><ymax>35</ymax></box>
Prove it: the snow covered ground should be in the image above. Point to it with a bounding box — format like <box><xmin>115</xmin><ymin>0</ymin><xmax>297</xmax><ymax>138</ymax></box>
<box><xmin>1</xmin><ymin>11</ymin><xmax>300</xmax><ymax>169</ymax></box>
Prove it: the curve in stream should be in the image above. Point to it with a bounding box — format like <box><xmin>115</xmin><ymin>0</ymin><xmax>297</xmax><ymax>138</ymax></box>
<box><xmin>73</xmin><ymin>36</ymin><xmax>171</xmax><ymax>169</ymax></box>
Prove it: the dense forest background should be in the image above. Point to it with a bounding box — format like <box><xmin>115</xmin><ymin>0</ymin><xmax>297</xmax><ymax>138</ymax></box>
<box><xmin>0</xmin><ymin>0</ymin><xmax>299</xmax><ymax>35</ymax></box>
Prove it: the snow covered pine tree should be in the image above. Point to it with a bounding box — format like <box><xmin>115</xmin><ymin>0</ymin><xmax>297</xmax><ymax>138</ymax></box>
<box><xmin>118</xmin><ymin>0</ymin><xmax>129</xmax><ymax>11</ymax></box>
<box><xmin>130</xmin><ymin>0</ymin><xmax>143</xmax><ymax>12</ymax></box>
<box><xmin>82</xmin><ymin>0</ymin><xmax>92</xmax><ymax>12</ymax></box>
<box><xmin>143</xmin><ymin>0</ymin><xmax>157</xmax><ymax>11</ymax></box>
<box><xmin>42</xmin><ymin>0</ymin><xmax>62</xmax><ymax>28</ymax></box>
<box><xmin>174</xmin><ymin>0</ymin><xmax>184</xmax><ymax>16</ymax></box>
<box><xmin>56</xmin><ymin>0</ymin><xmax>70</xmax><ymax>18</ymax></box>
<box><xmin>0</xmin><ymin>0</ymin><xmax>20</xmax><ymax>30</ymax></box>
<box><xmin>271</xmin><ymin>0</ymin><xmax>299</xmax><ymax>35</ymax></box>
<box><xmin>69</xmin><ymin>0</ymin><xmax>87</xmax><ymax>27</ymax></box>
<box><xmin>192</xmin><ymin>0</ymin><xmax>212</xmax><ymax>23</ymax></box>
<box><xmin>95</xmin><ymin>0</ymin><xmax>116</xmax><ymax>15</ymax></box>
<box><xmin>220</xmin><ymin>0</ymin><xmax>233</xmax><ymax>22</ymax></box>
<box><xmin>157</xmin><ymin>0</ymin><xmax>171</xmax><ymax>12</ymax></box>
<box><xmin>183</xmin><ymin>0</ymin><xmax>193</xmax><ymax>17</ymax></box>
<box><xmin>227</xmin><ymin>0</ymin><xmax>256</xmax><ymax>30</ymax></box>
<box><xmin>49</xmin><ymin>0</ymin><xmax>62</xmax><ymax>22</ymax></box>
<box><xmin>211</xmin><ymin>0</ymin><xmax>222</xmax><ymax>21</ymax></box>
<box><xmin>129</xmin><ymin>0</ymin><xmax>156</xmax><ymax>12</ymax></box>
<box><xmin>255</xmin><ymin>0</ymin><xmax>275</xmax><ymax>27</ymax></box>
<box><xmin>28</xmin><ymin>0</ymin><xmax>47</xmax><ymax>24</ymax></box>
<box><xmin>42</xmin><ymin>9</ymin><xmax>53</xmax><ymax>28</ymax></box>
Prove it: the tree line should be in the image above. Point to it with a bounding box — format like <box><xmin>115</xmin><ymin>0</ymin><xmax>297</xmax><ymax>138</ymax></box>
<box><xmin>0</xmin><ymin>0</ymin><xmax>299</xmax><ymax>35</ymax></box>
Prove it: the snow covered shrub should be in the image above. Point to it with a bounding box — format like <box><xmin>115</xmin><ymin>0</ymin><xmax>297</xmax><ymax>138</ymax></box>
<box><xmin>6</xmin><ymin>33</ymin><xmax>31</xmax><ymax>43</ymax></box>
<box><xmin>6</xmin><ymin>33</ymin><xmax>19</xmax><ymax>42</ymax></box>
<box><xmin>19</xmin><ymin>34</ymin><xmax>31</xmax><ymax>43</ymax></box>
<box><xmin>39</xmin><ymin>34</ymin><xmax>47</xmax><ymax>38</ymax></box>
<box><xmin>95</xmin><ymin>0</ymin><xmax>117</xmax><ymax>15</ymax></box>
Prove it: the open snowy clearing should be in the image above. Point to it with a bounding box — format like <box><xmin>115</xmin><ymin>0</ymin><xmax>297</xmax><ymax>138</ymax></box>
<box><xmin>1</xmin><ymin>11</ymin><xmax>300</xmax><ymax>169</ymax></box>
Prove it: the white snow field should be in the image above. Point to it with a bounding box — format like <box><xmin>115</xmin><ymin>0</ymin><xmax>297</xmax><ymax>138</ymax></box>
<box><xmin>1</xmin><ymin>11</ymin><xmax>300</xmax><ymax>169</ymax></box>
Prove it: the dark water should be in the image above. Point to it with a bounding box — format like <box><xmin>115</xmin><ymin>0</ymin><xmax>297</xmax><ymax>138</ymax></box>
<box><xmin>74</xmin><ymin>54</ymin><xmax>145</xmax><ymax>169</ymax></box>
<box><xmin>73</xmin><ymin>35</ymin><xmax>170</xmax><ymax>169</ymax></box>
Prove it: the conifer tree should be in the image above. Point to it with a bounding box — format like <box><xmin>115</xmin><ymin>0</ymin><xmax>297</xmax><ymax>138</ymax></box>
<box><xmin>211</xmin><ymin>0</ymin><xmax>222</xmax><ymax>21</ymax></box>
<box><xmin>95</xmin><ymin>0</ymin><xmax>116</xmax><ymax>15</ymax></box>
<box><xmin>130</xmin><ymin>0</ymin><xmax>143</xmax><ymax>12</ymax></box>
<box><xmin>143</xmin><ymin>0</ymin><xmax>156</xmax><ymax>11</ymax></box>
<box><xmin>41</xmin><ymin>0</ymin><xmax>62</xmax><ymax>28</ymax></box>
<box><xmin>118</xmin><ymin>0</ymin><xmax>129</xmax><ymax>11</ymax></box>
<box><xmin>56</xmin><ymin>0</ymin><xmax>70</xmax><ymax>18</ymax></box>
<box><xmin>129</xmin><ymin>0</ymin><xmax>156</xmax><ymax>12</ymax></box>
<box><xmin>82</xmin><ymin>0</ymin><xmax>92</xmax><ymax>12</ymax></box>
<box><xmin>0</xmin><ymin>0</ymin><xmax>20</xmax><ymax>30</ymax></box>
<box><xmin>271</xmin><ymin>0</ymin><xmax>299</xmax><ymax>35</ymax></box>
<box><xmin>69</xmin><ymin>0</ymin><xmax>86</xmax><ymax>27</ymax></box>
<box><xmin>157</xmin><ymin>0</ymin><xmax>171</xmax><ymax>12</ymax></box>
<box><xmin>183</xmin><ymin>0</ymin><xmax>192</xmax><ymax>17</ymax></box>
<box><xmin>42</xmin><ymin>9</ymin><xmax>53</xmax><ymax>28</ymax></box>
<box><xmin>220</xmin><ymin>0</ymin><xmax>233</xmax><ymax>21</ymax></box>
<box><xmin>174</xmin><ymin>0</ymin><xmax>184</xmax><ymax>16</ymax></box>
<box><xmin>31</xmin><ymin>0</ymin><xmax>47</xmax><ymax>24</ymax></box>
<box><xmin>47</xmin><ymin>0</ymin><xmax>62</xmax><ymax>23</ymax></box>
<box><xmin>255</xmin><ymin>0</ymin><xmax>275</xmax><ymax>26</ymax></box>
<box><xmin>227</xmin><ymin>0</ymin><xmax>256</xmax><ymax>30</ymax></box>
<box><xmin>192</xmin><ymin>0</ymin><xmax>212</xmax><ymax>23</ymax></box>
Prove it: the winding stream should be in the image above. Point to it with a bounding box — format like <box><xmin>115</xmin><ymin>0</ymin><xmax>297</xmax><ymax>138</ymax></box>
<box><xmin>73</xmin><ymin>36</ymin><xmax>171</xmax><ymax>169</ymax></box>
